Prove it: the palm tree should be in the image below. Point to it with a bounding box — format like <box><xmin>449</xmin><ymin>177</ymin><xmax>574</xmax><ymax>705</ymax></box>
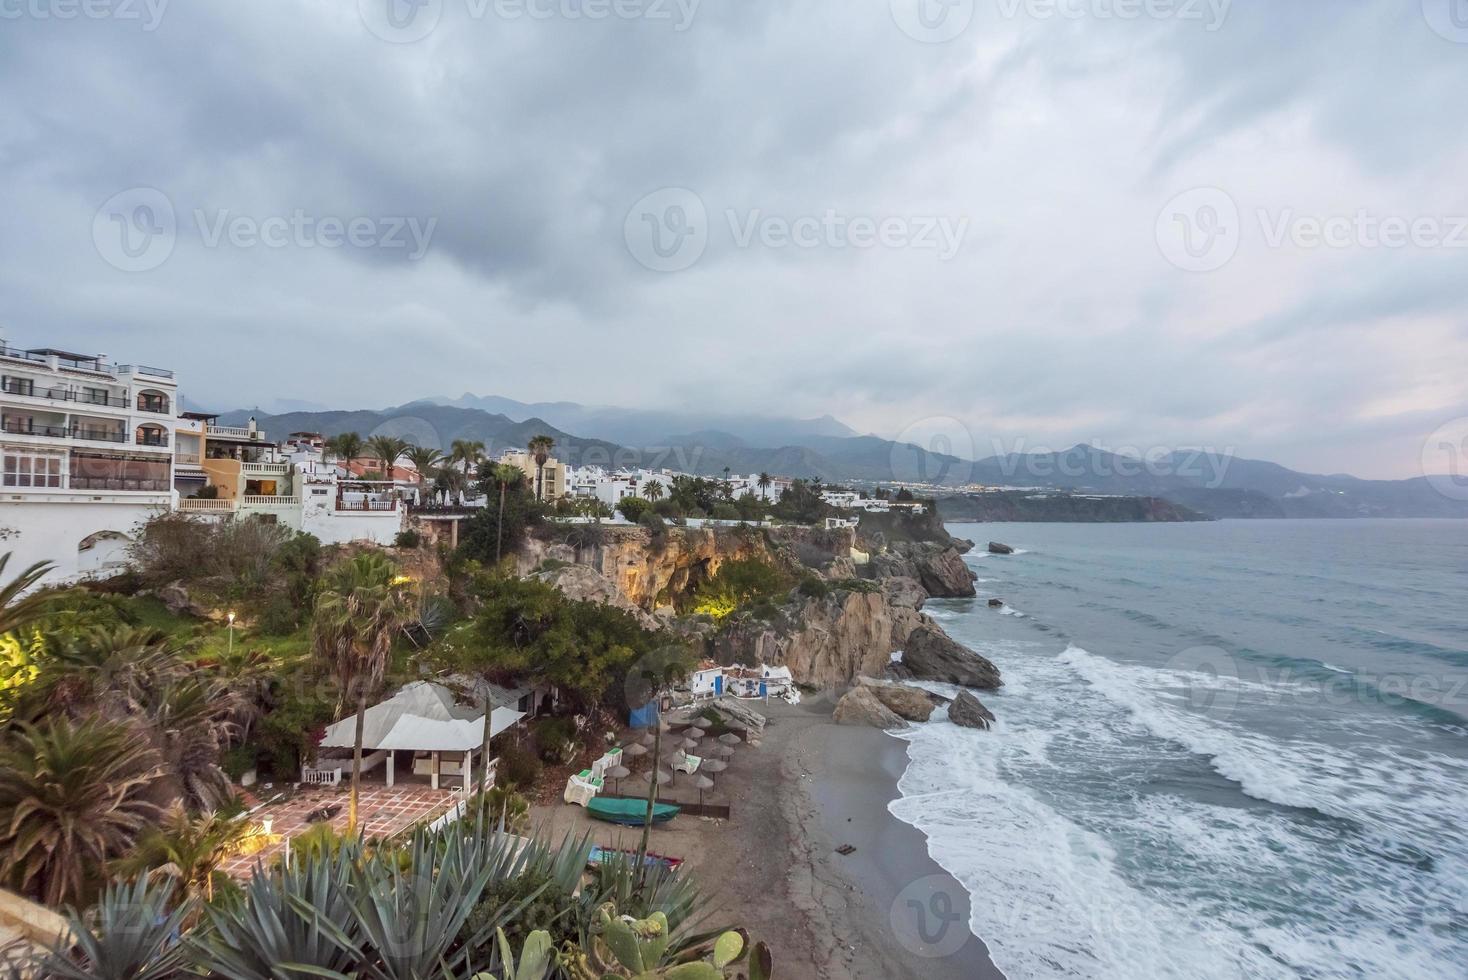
<box><xmin>0</xmin><ymin>553</ymin><xmax>54</xmax><ymax>636</ymax></box>
<box><xmin>642</xmin><ymin>480</ymin><xmax>664</xmax><ymax>502</ymax></box>
<box><xmin>113</xmin><ymin>804</ymin><xmax>269</xmax><ymax>907</ymax></box>
<box><xmin>489</xmin><ymin>463</ymin><xmax>524</xmax><ymax>564</ymax></box>
<box><xmin>528</xmin><ymin>435</ymin><xmax>555</xmax><ymax>502</ymax></box>
<box><xmin>757</xmin><ymin>472</ymin><xmax>772</xmax><ymax>501</ymax></box>
<box><xmin>312</xmin><ymin>553</ymin><xmax>412</xmax><ymax>831</ymax></box>
<box><xmin>366</xmin><ymin>435</ymin><xmax>408</xmax><ymax>482</ymax></box>
<box><xmin>144</xmin><ymin>675</ymin><xmax>236</xmax><ymax>812</ymax></box>
<box><xmin>325</xmin><ymin>432</ymin><xmax>364</xmax><ymax>469</ymax></box>
<box><xmin>403</xmin><ymin>446</ymin><xmax>444</xmax><ymax>500</ymax></box>
<box><xmin>0</xmin><ymin>716</ymin><xmax>163</xmax><ymax>907</ymax></box>
<box><xmin>450</xmin><ymin>439</ymin><xmax>487</xmax><ymax>479</ymax></box>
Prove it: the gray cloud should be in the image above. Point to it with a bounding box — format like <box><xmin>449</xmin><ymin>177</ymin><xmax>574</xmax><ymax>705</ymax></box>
<box><xmin>0</xmin><ymin>0</ymin><xmax>1464</xmax><ymax>479</ymax></box>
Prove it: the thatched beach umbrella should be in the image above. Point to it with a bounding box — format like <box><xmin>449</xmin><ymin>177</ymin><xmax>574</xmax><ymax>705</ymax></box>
<box><xmin>643</xmin><ymin>768</ymin><xmax>672</xmax><ymax>786</ymax></box>
<box><xmin>622</xmin><ymin>742</ymin><xmax>648</xmax><ymax>759</ymax></box>
<box><xmin>718</xmin><ymin>733</ymin><xmax>742</xmax><ymax>745</ymax></box>
<box><xmin>637</xmin><ymin>732</ymin><xmax>657</xmax><ymax>747</ymax></box>
<box><xmin>709</xmin><ymin>744</ymin><xmax>734</xmax><ymax>758</ymax></box>
<box><xmin>678</xmin><ymin>737</ymin><xmax>699</xmax><ymax>751</ymax></box>
<box><xmin>701</xmin><ymin>757</ymin><xmax>728</xmax><ymax>784</ymax></box>
<box><xmin>606</xmin><ymin>764</ymin><xmax>630</xmax><ymax>795</ymax></box>
<box><xmin>692</xmin><ymin>774</ymin><xmax>715</xmax><ymax>810</ymax></box>
<box><xmin>686</xmin><ymin>726</ymin><xmax>707</xmax><ymax>739</ymax></box>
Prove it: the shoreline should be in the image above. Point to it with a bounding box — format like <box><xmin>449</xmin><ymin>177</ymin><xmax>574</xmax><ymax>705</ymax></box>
<box><xmin>529</xmin><ymin>696</ymin><xmax>1001</xmax><ymax>978</ymax></box>
<box><xmin>778</xmin><ymin>699</ymin><xmax>1003</xmax><ymax>980</ymax></box>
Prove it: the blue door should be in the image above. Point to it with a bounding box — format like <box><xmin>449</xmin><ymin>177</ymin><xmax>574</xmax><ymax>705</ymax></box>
<box><xmin>714</xmin><ymin>675</ymin><xmax>723</xmax><ymax>696</ymax></box>
<box><xmin>759</xmin><ymin>681</ymin><xmax>768</xmax><ymax>698</ymax></box>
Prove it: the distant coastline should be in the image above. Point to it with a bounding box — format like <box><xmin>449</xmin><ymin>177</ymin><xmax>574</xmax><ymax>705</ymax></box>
<box><xmin>935</xmin><ymin>491</ymin><xmax>1209</xmax><ymax>524</ymax></box>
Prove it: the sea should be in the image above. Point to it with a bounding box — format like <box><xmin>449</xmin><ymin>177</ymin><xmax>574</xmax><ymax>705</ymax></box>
<box><xmin>887</xmin><ymin>519</ymin><xmax>1468</xmax><ymax>980</ymax></box>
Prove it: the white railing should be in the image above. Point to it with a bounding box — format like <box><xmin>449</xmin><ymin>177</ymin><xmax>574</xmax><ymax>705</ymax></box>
<box><xmin>243</xmin><ymin>462</ymin><xmax>289</xmax><ymax>474</ymax></box>
<box><xmin>175</xmin><ymin>452</ymin><xmax>202</xmax><ymax>466</ymax></box>
<box><xmin>207</xmin><ymin>425</ymin><xmax>254</xmax><ymax>438</ymax></box>
<box><xmin>178</xmin><ymin>498</ymin><xmax>236</xmax><ymax>512</ymax></box>
<box><xmin>301</xmin><ymin>766</ymin><xmax>342</xmax><ymax>786</ymax></box>
<box><xmin>241</xmin><ymin>495</ymin><xmax>300</xmax><ymax>506</ymax></box>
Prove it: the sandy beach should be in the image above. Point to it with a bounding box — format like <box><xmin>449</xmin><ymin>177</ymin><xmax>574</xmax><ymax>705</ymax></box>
<box><xmin>532</xmin><ymin>697</ymin><xmax>1002</xmax><ymax>979</ymax></box>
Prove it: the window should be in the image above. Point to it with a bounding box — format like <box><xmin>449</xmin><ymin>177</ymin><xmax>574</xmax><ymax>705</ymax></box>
<box><xmin>3</xmin><ymin>451</ymin><xmax>62</xmax><ymax>488</ymax></box>
<box><xmin>1</xmin><ymin>376</ymin><xmax>34</xmax><ymax>397</ymax></box>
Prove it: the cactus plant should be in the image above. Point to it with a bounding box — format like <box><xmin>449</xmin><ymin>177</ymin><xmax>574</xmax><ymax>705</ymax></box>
<box><xmin>473</xmin><ymin>928</ymin><xmax>554</xmax><ymax>980</ymax></box>
<box><xmin>559</xmin><ymin>903</ymin><xmax>773</xmax><ymax>979</ymax></box>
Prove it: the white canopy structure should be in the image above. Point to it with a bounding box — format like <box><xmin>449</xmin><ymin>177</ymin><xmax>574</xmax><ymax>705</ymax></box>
<box><xmin>318</xmin><ymin>682</ymin><xmax>524</xmax><ymax>789</ymax></box>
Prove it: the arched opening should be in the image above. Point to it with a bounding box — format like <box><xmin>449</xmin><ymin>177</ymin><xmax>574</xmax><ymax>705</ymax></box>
<box><xmin>136</xmin><ymin>389</ymin><xmax>171</xmax><ymax>414</ymax></box>
<box><xmin>135</xmin><ymin>423</ymin><xmax>169</xmax><ymax>448</ymax></box>
<box><xmin>77</xmin><ymin>530</ymin><xmax>132</xmax><ymax>576</ymax></box>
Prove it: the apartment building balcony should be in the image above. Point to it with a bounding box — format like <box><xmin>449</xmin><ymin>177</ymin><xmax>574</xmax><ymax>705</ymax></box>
<box><xmin>243</xmin><ymin>461</ymin><xmax>290</xmax><ymax>475</ymax></box>
<box><xmin>175</xmin><ymin>451</ymin><xmax>203</xmax><ymax>467</ymax></box>
<box><xmin>68</xmin><ymin>475</ymin><xmax>172</xmax><ymax>492</ymax></box>
<box><xmin>178</xmin><ymin>498</ymin><xmax>236</xmax><ymax>513</ymax></box>
<box><xmin>207</xmin><ymin>424</ymin><xmax>257</xmax><ymax>440</ymax></box>
<box><xmin>337</xmin><ymin>498</ymin><xmax>398</xmax><ymax>513</ymax></box>
<box><xmin>135</xmin><ymin>427</ymin><xmax>170</xmax><ymax>448</ymax></box>
<box><xmin>2</xmin><ymin>417</ymin><xmax>128</xmax><ymax>444</ymax></box>
<box><xmin>0</xmin><ymin>378</ymin><xmax>130</xmax><ymax>410</ymax></box>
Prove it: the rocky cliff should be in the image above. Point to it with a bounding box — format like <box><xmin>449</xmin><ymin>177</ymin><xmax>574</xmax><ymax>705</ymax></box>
<box><xmin>710</xmin><ymin>588</ymin><xmax>926</xmax><ymax>689</ymax></box>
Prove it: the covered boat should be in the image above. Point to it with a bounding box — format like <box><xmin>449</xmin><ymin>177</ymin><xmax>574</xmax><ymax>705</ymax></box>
<box><xmin>586</xmin><ymin>798</ymin><xmax>680</xmax><ymax>826</ymax></box>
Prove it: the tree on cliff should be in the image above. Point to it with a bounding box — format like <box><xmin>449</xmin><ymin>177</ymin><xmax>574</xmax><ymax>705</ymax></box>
<box><xmin>528</xmin><ymin>434</ymin><xmax>555</xmax><ymax>502</ymax></box>
<box><xmin>757</xmin><ymin>472</ymin><xmax>771</xmax><ymax>500</ymax></box>
<box><xmin>462</xmin><ymin>576</ymin><xmax>671</xmax><ymax>712</ymax></box>
<box><xmin>461</xmin><ymin>470</ymin><xmax>543</xmax><ymax>565</ymax></box>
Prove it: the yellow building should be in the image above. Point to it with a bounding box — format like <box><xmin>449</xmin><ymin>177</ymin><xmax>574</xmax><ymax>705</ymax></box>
<box><xmin>499</xmin><ymin>449</ymin><xmax>567</xmax><ymax>501</ymax></box>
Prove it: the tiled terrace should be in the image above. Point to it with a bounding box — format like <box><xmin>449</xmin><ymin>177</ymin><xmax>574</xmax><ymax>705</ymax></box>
<box><xmin>220</xmin><ymin>784</ymin><xmax>461</xmax><ymax>878</ymax></box>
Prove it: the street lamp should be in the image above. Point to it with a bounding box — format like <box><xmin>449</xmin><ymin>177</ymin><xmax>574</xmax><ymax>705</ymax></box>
<box><xmin>227</xmin><ymin>611</ymin><xmax>235</xmax><ymax>656</ymax></box>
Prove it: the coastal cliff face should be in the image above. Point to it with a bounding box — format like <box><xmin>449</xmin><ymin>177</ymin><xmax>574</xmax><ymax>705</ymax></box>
<box><xmin>711</xmin><ymin>589</ymin><xmax>926</xmax><ymax>689</ymax></box>
<box><xmin>868</xmin><ymin>543</ymin><xmax>977</xmax><ymax>598</ymax></box>
<box><xmin>521</xmin><ymin>524</ymin><xmax>853</xmax><ymax>612</ymax></box>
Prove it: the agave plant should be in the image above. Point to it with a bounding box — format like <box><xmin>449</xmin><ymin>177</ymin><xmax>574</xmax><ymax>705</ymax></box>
<box><xmin>471</xmin><ymin>929</ymin><xmax>554</xmax><ymax>980</ymax></box>
<box><xmin>0</xmin><ymin>553</ymin><xmax>55</xmax><ymax>637</ymax></box>
<box><xmin>559</xmin><ymin>904</ymin><xmax>771</xmax><ymax>980</ymax></box>
<box><xmin>39</xmin><ymin>876</ymin><xmax>193</xmax><ymax>980</ymax></box>
<box><xmin>0</xmin><ymin>716</ymin><xmax>163</xmax><ymax>907</ymax></box>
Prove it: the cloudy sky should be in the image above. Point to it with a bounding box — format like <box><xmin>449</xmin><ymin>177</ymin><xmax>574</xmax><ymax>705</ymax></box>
<box><xmin>2</xmin><ymin>0</ymin><xmax>1466</xmax><ymax>478</ymax></box>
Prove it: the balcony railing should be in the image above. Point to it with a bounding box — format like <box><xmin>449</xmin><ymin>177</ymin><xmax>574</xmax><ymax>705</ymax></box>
<box><xmin>178</xmin><ymin>498</ymin><xmax>236</xmax><ymax>512</ymax></box>
<box><xmin>207</xmin><ymin>425</ymin><xmax>255</xmax><ymax>439</ymax></box>
<box><xmin>337</xmin><ymin>499</ymin><xmax>397</xmax><ymax>512</ymax></box>
<box><xmin>176</xmin><ymin>451</ymin><xmax>202</xmax><ymax>466</ymax></box>
<box><xmin>75</xmin><ymin>427</ymin><xmax>128</xmax><ymax>444</ymax></box>
<box><xmin>136</xmin><ymin>398</ymin><xmax>171</xmax><ymax>415</ymax></box>
<box><xmin>242</xmin><ymin>495</ymin><xmax>300</xmax><ymax>506</ymax></box>
<box><xmin>136</xmin><ymin>433</ymin><xmax>170</xmax><ymax>448</ymax></box>
<box><xmin>70</xmin><ymin>476</ymin><xmax>171</xmax><ymax>492</ymax></box>
<box><xmin>243</xmin><ymin>461</ymin><xmax>289</xmax><ymax>474</ymax></box>
<box><xmin>1</xmin><ymin>380</ymin><xmax>128</xmax><ymax>408</ymax></box>
<box><xmin>116</xmin><ymin>364</ymin><xmax>175</xmax><ymax>380</ymax></box>
<box><xmin>2</xmin><ymin>419</ymin><xmax>67</xmax><ymax>438</ymax></box>
<box><xmin>0</xmin><ymin>345</ymin><xmax>48</xmax><ymax>365</ymax></box>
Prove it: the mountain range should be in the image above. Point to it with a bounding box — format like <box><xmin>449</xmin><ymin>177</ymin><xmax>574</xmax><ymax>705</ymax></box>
<box><xmin>217</xmin><ymin>399</ymin><xmax>1468</xmax><ymax>520</ymax></box>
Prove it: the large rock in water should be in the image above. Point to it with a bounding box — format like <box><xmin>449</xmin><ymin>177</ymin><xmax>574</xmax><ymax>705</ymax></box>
<box><xmin>898</xmin><ymin>624</ymin><xmax>1003</xmax><ymax>690</ymax></box>
<box><xmin>988</xmin><ymin>542</ymin><xmax>1015</xmax><ymax>555</ymax></box>
<box><xmin>856</xmin><ymin>677</ymin><xmax>938</xmax><ymax>722</ymax></box>
<box><xmin>833</xmin><ymin>686</ymin><xmax>909</xmax><ymax>729</ymax></box>
<box><xmin>911</xmin><ymin>547</ymin><xmax>978</xmax><ymax>598</ymax></box>
<box><xmin>949</xmin><ymin>690</ymin><xmax>996</xmax><ymax>730</ymax></box>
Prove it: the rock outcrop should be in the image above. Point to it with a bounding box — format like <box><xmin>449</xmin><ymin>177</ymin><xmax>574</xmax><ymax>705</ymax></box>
<box><xmin>153</xmin><ymin>582</ymin><xmax>210</xmax><ymax>619</ymax></box>
<box><xmin>714</xmin><ymin>589</ymin><xmax>923</xmax><ymax>689</ymax></box>
<box><xmin>894</xmin><ymin>624</ymin><xmax>1003</xmax><ymax>690</ymax></box>
<box><xmin>856</xmin><ymin>677</ymin><xmax>939</xmax><ymax>722</ymax></box>
<box><xmin>833</xmin><ymin>686</ymin><xmax>908</xmax><ymax>729</ymax></box>
<box><xmin>880</xmin><ymin>576</ymin><xmax>927</xmax><ymax>611</ymax></box>
<box><xmin>531</xmin><ymin>563</ymin><xmax>661</xmax><ymax>630</ymax></box>
<box><xmin>869</xmin><ymin>543</ymin><xmax>976</xmax><ymax>598</ymax></box>
<box><xmin>949</xmin><ymin>691</ymin><xmax>996</xmax><ymax>730</ymax></box>
<box><xmin>988</xmin><ymin>542</ymin><xmax>1015</xmax><ymax>555</ymax></box>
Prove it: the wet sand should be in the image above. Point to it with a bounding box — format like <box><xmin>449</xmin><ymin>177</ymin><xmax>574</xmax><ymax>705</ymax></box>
<box><xmin>531</xmin><ymin>696</ymin><xmax>1002</xmax><ymax>980</ymax></box>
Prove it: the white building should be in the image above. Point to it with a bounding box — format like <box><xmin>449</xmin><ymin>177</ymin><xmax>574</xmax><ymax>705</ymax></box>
<box><xmin>2</xmin><ymin>342</ymin><xmax>178</xmax><ymax>581</ymax></box>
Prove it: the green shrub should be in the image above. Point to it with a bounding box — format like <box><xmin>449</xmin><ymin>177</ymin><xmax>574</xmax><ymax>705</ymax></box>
<box><xmin>472</xmin><ymin>785</ymin><xmax>530</xmax><ymax>835</ymax></box>
<box><xmin>497</xmin><ymin>742</ymin><xmax>542</xmax><ymax>791</ymax></box>
<box><xmin>534</xmin><ymin>716</ymin><xmax>579</xmax><ymax>764</ymax></box>
<box><xmin>221</xmin><ymin>745</ymin><xmax>258</xmax><ymax>781</ymax></box>
<box><xmin>711</xmin><ymin>503</ymin><xmax>740</xmax><ymax>521</ymax></box>
<box><xmin>616</xmin><ymin>497</ymin><xmax>651</xmax><ymax>523</ymax></box>
<box><xmin>460</xmin><ymin>869</ymin><xmax>572</xmax><ymax>958</ymax></box>
<box><xmin>395</xmin><ymin>529</ymin><xmax>423</xmax><ymax>549</ymax></box>
<box><xmin>797</xmin><ymin>575</ymin><xmax>830</xmax><ymax>599</ymax></box>
<box><xmin>832</xmin><ymin>578</ymin><xmax>880</xmax><ymax>594</ymax></box>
